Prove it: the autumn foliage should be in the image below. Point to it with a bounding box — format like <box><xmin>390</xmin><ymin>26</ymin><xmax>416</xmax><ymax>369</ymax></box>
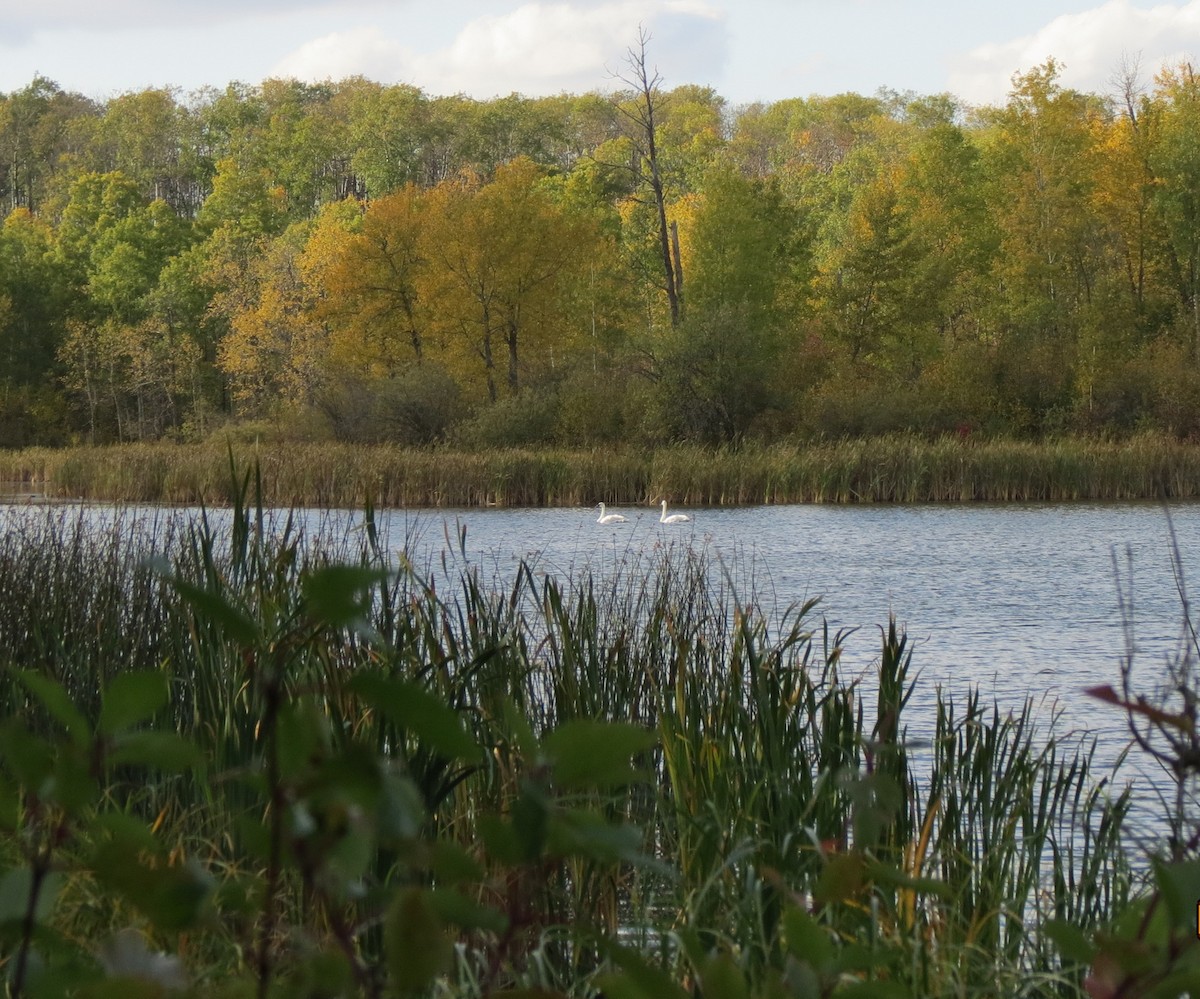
<box><xmin>5</xmin><ymin>62</ymin><xmax>1200</xmax><ymax>447</ymax></box>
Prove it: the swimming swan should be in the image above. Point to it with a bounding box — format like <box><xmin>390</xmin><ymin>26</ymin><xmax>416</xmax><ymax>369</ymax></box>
<box><xmin>596</xmin><ymin>502</ymin><xmax>628</xmax><ymax>524</ymax></box>
<box><xmin>659</xmin><ymin>500</ymin><xmax>690</xmax><ymax>524</ymax></box>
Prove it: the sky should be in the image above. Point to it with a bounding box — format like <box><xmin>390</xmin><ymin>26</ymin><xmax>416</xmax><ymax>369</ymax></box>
<box><xmin>1</xmin><ymin>0</ymin><xmax>1198</xmax><ymax>109</ymax></box>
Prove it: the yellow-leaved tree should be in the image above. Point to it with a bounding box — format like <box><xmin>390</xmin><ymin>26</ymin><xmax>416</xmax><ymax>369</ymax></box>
<box><xmin>420</xmin><ymin>157</ymin><xmax>602</xmax><ymax>403</ymax></box>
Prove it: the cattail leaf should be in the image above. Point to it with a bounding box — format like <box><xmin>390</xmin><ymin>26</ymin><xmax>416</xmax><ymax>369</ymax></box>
<box><xmin>99</xmin><ymin>671</ymin><xmax>169</xmax><ymax>735</ymax></box>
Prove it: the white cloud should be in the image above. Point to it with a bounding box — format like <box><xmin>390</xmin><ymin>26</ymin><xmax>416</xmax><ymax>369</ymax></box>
<box><xmin>271</xmin><ymin>1</ymin><xmax>727</xmax><ymax>97</ymax></box>
<box><xmin>949</xmin><ymin>0</ymin><xmax>1200</xmax><ymax>107</ymax></box>
<box><xmin>1</xmin><ymin>0</ymin><xmax>370</xmax><ymax>32</ymax></box>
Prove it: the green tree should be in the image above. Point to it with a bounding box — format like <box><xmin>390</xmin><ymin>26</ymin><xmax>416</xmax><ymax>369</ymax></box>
<box><xmin>1148</xmin><ymin>63</ymin><xmax>1200</xmax><ymax>361</ymax></box>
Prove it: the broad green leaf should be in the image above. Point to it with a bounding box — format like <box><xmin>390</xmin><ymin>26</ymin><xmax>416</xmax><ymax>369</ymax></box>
<box><xmin>0</xmin><ymin>722</ymin><xmax>54</xmax><ymax>789</ymax></box>
<box><xmin>699</xmin><ymin>953</ymin><xmax>749</xmax><ymax>999</ymax></box>
<box><xmin>169</xmin><ymin>578</ymin><xmax>260</xmax><ymax>646</ymax></box>
<box><xmin>512</xmin><ymin>786</ymin><xmax>548</xmax><ymax>862</ymax></box>
<box><xmin>547</xmin><ymin>810</ymin><xmax>650</xmax><ymax>866</ymax></box>
<box><xmin>109</xmin><ymin>731</ymin><xmax>203</xmax><ymax>772</ymax></box>
<box><xmin>0</xmin><ymin>868</ymin><xmax>62</xmax><ymax>925</ymax></box>
<box><xmin>477</xmin><ymin>815</ymin><xmax>521</xmax><ymax>866</ymax></box>
<box><xmin>1042</xmin><ymin>918</ymin><xmax>1096</xmax><ymax>964</ymax></box>
<box><xmin>814</xmin><ymin>852</ymin><xmax>866</xmax><ymax>905</ymax></box>
<box><xmin>96</xmin><ymin>928</ymin><xmax>187</xmax><ymax>991</ymax></box>
<box><xmin>428</xmin><ymin>840</ymin><xmax>485</xmax><ymax>884</ymax></box>
<box><xmin>385</xmin><ymin>887</ymin><xmax>453</xmax><ymax>996</ymax></box>
<box><xmin>98</xmin><ymin>672</ymin><xmax>169</xmax><ymax>735</ymax></box>
<box><xmin>595</xmin><ymin>940</ymin><xmax>689</xmax><ymax>999</ymax></box>
<box><xmin>348</xmin><ymin>672</ymin><xmax>479</xmax><ymax>762</ymax></box>
<box><xmin>427</xmin><ymin>888</ymin><xmax>509</xmax><ymax>934</ymax></box>
<box><xmin>301</xmin><ymin>564</ymin><xmax>389</xmax><ymax>630</ymax></box>
<box><xmin>378</xmin><ymin>772</ymin><xmax>425</xmax><ymax>841</ymax></box>
<box><xmin>16</xmin><ymin>671</ymin><xmax>90</xmax><ymax>746</ymax></box>
<box><xmin>277</xmin><ymin>699</ymin><xmax>328</xmax><ymax>781</ymax></box>
<box><xmin>783</xmin><ymin>906</ymin><xmax>834</xmax><ymax>972</ymax></box>
<box><xmin>833</xmin><ymin>983</ymin><xmax>912</xmax><ymax>999</ymax></box>
<box><xmin>90</xmin><ymin>846</ymin><xmax>212</xmax><ymax>933</ymax></box>
<box><xmin>541</xmin><ymin>720</ymin><xmax>655</xmax><ymax>789</ymax></box>
<box><xmin>1155</xmin><ymin>858</ymin><xmax>1200</xmax><ymax>932</ymax></box>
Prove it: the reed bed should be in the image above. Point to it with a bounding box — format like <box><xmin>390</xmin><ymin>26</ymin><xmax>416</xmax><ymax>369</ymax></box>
<box><xmin>0</xmin><ymin>487</ymin><xmax>1142</xmax><ymax>997</ymax></box>
<box><xmin>2</xmin><ymin>433</ymin><xmax>1200</xmax><ymax>507</ymax></box>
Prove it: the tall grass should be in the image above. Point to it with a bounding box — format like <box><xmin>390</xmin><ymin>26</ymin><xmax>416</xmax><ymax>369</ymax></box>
<box><xmin>0</xmin><ymin>492</ymin><xmax>1137</xmax><ymax>996</ymax></box>
<box><xmin>3</xmin><ymin>433</ymin><xmax>1200</xmax><ymax>506</ymax></box>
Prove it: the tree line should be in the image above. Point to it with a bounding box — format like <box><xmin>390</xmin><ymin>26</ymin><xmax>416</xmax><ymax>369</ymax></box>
<box><xmin>4</xmin><ymin>53</ymin><xmax>1200</xmax><ymax>449</ymax></box>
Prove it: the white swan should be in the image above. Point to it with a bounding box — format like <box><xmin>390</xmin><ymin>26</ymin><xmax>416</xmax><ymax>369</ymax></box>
<box><xmin>596</xmin><ymin>502</ymin><xmax>628</xmax><ymax>524</ymax></box>
<box><xmin>659</xmin><ymin>500</ymin><xmax>690</xmax><ymax>524</ymax></box>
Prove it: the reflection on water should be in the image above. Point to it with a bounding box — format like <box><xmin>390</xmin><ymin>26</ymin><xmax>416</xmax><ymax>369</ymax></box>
<box><xmin>3</xmin><ymin>497</ymin><xmax>1194</xmax><ymax>846</ymax></box>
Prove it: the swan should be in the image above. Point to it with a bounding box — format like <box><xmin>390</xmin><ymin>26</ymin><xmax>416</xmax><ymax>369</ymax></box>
<box><xmin>659</xmin><ymin>500</ymin><xmax>690</xmax><ymax>524</ymax></box>
<box><xmin>596</xmin><ymin>502</ymin><xmax>628</xmax><ymax>524</ymax></box>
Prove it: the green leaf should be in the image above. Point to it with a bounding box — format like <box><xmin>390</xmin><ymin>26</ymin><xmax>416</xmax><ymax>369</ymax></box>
<box><xmin>16</xmin><ymin>671</ymin><xmax>90</xmax><ymax>746</ymax></box>
<box><xmin>169</xmin><ymin>578</ymin><xmax>260</xmax><ymax>646</ymax></box>
<box><xmin>90</xmin><ymin>847</ymin><xmax>212</xmax><ymax>933</ymax></box>
<box><xmin>98</xmin><ymin>672</ymin><xmax>170</xmax><ymax>735</ymax></box>
<box><xmin>276</xmin><ymin>699</ymin><xmax>329</xmax><ymax>781</ymax></box>
<box><xmin>477</xmin><ymin>815</ymin><xmax>521</xmax><ymax>866</ymax></box>
<box><xmin>302</xmin><ymin>565</ymin><xmax>389</xmax><ymax>631</ymax></box>
<box><xmin>428</xmin><ymin>841</ymin><xmax>485</xmax><ymax>884</ymax></box>
<box><xmin>541</xmin><ymin>720</ymin><xmax>655</xmax><ymax>789</ymax></box>
<box><xmin>814</xmin><ymin>851</ymin><xmax>866</xmax><ymax>905</ymax></box>
<box><xmin>378</xmin><ymin>772</ymin><xmax>425</xmax><ymax>842</ymax></box>
<box><xmin>699</xmin><ymin>953</ymin><xmax>749</xmax><ymax>999</ymax></box>
<box><xmin>427</xmin><ymin>888</ymin><xmax>509</xmax><ymax>934</ymax></box>
<box><xmin>1042</xmin><ymin>918</ymin><xmax>1096</xmax><ymax>964</ymax></box>
<box><xmin>349</xmin><ymin>672</ymin><xmax>479</xmax><ymax>762</ymax></box>
<box><xmin>547</xmin><ymin>810</ymin><xmax>652</xmax><ymax>866</ymax></box>
<box><xmin>0</xmin><ymin>868</ymin><xmax>62</xmax><ymax>925</ymax></box>
<box><xmin>512</xmin><ymin>786</ymin><xmax>548</xmax><ymax>862</ymax></box>
<box><xmin>1155</xmin><ymin>858</ymin><xmax>1200</xmax><ymax>932</ymax></box>
<box><xmin>0</xmin><ymin>722</ymin><xmax>54</xmax><ymax>789</ymax></box>
<box><xmin>96</xmin><ymin>928</ymin><xmax>187</xmax><ymax>991</ymax></box>
<box><xmin>833</xmin><ymin>983</ymin><xmax>912</xmax><ymax>998</ymax></box>
<box><xmin>595</xmin><ymin>940</ymin><xmax>689</xmax><ymax>999</ymax></box>
<box><xmin>385</xmin><ymin>887</ymin><xmax>453</xmax><ymax>996</ymax></box>
<box><xmin>108</xmin><ymin>731</ymin><xmax>203</xmax><ymax>772</ymax></box>
<box><xmin>783</xmin><ymin>906</ymin><xmax>834</xmax><ymax>972</ymax></box>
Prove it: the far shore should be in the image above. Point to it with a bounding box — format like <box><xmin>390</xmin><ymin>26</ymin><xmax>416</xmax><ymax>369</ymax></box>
<box><xmin>2</xmin><ymin>435</ymin><xmax>1200</xmax><ymax>509</ymax></box>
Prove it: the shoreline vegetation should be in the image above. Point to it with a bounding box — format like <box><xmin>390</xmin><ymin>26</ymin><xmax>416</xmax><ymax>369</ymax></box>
<box><xmin>2</xmin><ymin>434</ymin><xmax>1200</xmax><ymax>507</ymax></box>
<box><xmin>0</xmin><ymin>480</ymin><xmax>1156</xmax><ymax>996</ymax></box>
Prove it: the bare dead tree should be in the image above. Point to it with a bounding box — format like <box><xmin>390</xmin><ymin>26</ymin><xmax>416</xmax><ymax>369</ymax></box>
<box><xmin>1110</xmin><ymin>52</ymin><xmax>1147</xmax><ymax>129</ymax></box>
<box><xmin>612</xmin><ymin>26</ymin><xmax>683</xmax><ymax>328</ymax></box>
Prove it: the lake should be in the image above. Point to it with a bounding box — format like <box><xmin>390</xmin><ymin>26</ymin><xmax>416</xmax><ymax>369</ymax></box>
<box><xmin>4</xmin><ymin>497</ymin><xmax>1193</xmax><ymax>845</ymax></box>
<box><xmin>360</xmin><ymin>498</ymin><xmax>1200</xmax><ymax>846</ymax></box>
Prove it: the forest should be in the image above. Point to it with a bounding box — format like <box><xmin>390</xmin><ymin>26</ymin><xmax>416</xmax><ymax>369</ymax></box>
<box><xmin>3</xmin><ymin>51</ymin><xmax>1200</xmax><ymax>450</ymax></box>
